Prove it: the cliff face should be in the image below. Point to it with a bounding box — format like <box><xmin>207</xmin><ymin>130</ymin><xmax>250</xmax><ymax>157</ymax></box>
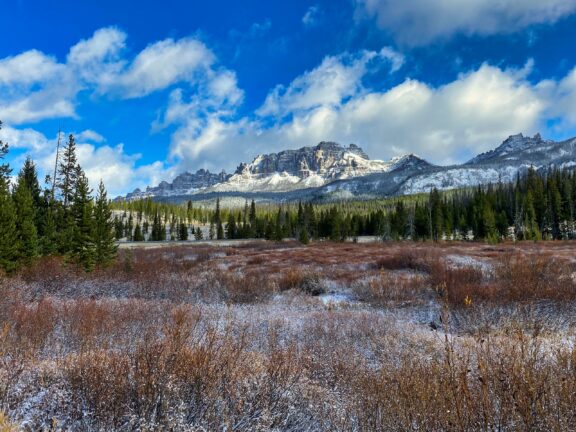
<box><xmin>234</xmin><ymin>142</ymin><xmax>371</xmax><ymax>179</ymax></box>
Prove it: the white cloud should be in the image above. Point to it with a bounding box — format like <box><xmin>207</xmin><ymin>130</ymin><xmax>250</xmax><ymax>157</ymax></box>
<box><xmin>166</xmin><ymin>57</ymin><xmax>576</xmax><ymax>170</ymax></box>
<box><xmin>0</xmin><ymin>27</ymin><xmax>237</xmax><ymax>125</ymax></box>
<box><xmin>0</xmin><ymin>50</ymin><xmax>64</xmax><ymax>86</ymax></box>
<box><xmin>0</xmin><ymin>27</ymin><xmax>243</xmax><ymax>193</ymax></box>
<box><xmin>76</xmin><ymin>129</ymin><xmax>105</xmax><ymax>143</ymax></box>
<box><xmin>257</xmin><ymin>48</ymin><xmax>403</xmax><ymax>117</ymax></box>
<box><xmin>357</xmin><ymin>0</ymin><xmax>576</xmax><ymax>45</ymax></box>
<box><xmin>0</xmin><ymin>125</ymin><xmax>171</xmax><ymax>197</ymax></box>
<box><xmin>100</xmin><ymin>38</ymin><xmax>215</xmax><ymax>98</ymax></box>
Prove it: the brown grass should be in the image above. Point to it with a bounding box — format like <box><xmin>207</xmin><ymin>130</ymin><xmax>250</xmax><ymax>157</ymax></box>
<box><xmin>1</xmin><ymin>241</ymin><xmax>576</xmax><ymax>429</ymax></box>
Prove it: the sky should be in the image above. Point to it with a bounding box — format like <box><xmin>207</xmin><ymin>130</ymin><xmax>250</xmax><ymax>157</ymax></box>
<box><xmin>1</xmin><ymin>0</ymin><xmax>576</xmax><ymax>196</ymax></box>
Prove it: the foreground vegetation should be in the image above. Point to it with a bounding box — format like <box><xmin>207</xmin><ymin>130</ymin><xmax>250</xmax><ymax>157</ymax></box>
<box><xmin>1</xmin><ymin>241</ymin><xmax>576</xmax><ymax>430</ymax></box>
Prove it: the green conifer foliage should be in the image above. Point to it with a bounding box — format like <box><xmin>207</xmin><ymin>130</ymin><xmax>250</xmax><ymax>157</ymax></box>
<box><xmin>93</xmin><ymin>181</ymin><xmax>118</xmax><ymax>267</ymax></box>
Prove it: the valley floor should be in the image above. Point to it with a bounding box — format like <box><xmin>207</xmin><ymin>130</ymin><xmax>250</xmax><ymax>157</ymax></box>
<box><xmin>2</xmin><ymin>241</ymin><xmax>576</xmax><ymax>430</ymax></box>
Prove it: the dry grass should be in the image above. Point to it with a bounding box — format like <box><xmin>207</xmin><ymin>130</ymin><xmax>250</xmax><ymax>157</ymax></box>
<box><xmin>0</xmin><ymin>241</ymin><xmax>576</xmax><ymax>429</ymax></box>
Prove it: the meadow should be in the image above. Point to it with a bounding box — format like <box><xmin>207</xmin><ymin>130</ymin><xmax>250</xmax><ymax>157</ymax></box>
<box><xmin>1</xmin><ymin>240</ymin><xmax>576</xmax><ymax>431</ymax></box>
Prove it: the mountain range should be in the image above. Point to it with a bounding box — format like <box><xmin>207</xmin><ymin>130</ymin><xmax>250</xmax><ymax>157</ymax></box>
<box><xmin>122</xmin><ymin>133</ymin><xmax>576</xmax><ymax>203</ymax></box>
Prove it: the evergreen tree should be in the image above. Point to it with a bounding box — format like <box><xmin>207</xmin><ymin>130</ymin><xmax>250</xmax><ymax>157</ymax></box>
<box><xmin>114</xmin><ymin>216</ymin><xmax>124</xmax><ymax>240</ymax></box>
<box><xmin>178</xmin><ymin>220</ymin><xmax>189</xmax><ymax>241</ymax></box>
<box><xmin>215</xmin><ymin>198</ymin><xmax>224</xmax><ymax>239</ymax></box>
<box><xmin>57</xmin><ymin>134</ymin><xmax>79</xmax><ymax>206</ymax></box>
<box><xmin>194</xmin><ymin>226</ymin><xmax>204</xmax><ymax>240</ymax></box>
<box><xmin>133</xmin><ymin>223</ymin><xmax>145</xmax><ymax>241</ymax></box>
<box><xmin>93</xmin><ymin>180</ymin><xmax>117</xmax><ymax>267</ymax></box>
<box><xmin>150</xmin><ymin>212</ymin><xmax>163</xmax><ymax>241</ymax></box>
<box><xmin>0</xmin><ymin>146</ymin><xmax>18</xmax><ymax>272</ymax></box>
<box><xmin>0</xmin><ymin>121</ymin><xmax>12</xmax><ymax>186</ymax></box>
<box><xmin>39</xmin><ymin>204</ymin><xmax>58</xmax><ymax>255</ymax></box>
<box><xmin>18</xmin><ymin>157</ymin><xmax>42</xmax><ymax>210</ymax></box>
<box><xmin>209</xmin><ymin>222</ymin><xmax>215</xmax><ymax>240</ymax></box>
<box><xmin>13</xmin><ymin>177</ymin><xmax>39</xmax><ymax>261</ymax></box>
<box><xmin>70</xmin><ymin>172</ymin><xmax>95</xmax><ymax>271</ymax></box>
<box><xmin>298</xmin><ymin>227</ymin><xmax>310</xmax><ymax>245</ymax></box>
<box><xmin>226</xmin><ymin>213</ymin><xmax>237</xmax><ymax>239</ymax></box>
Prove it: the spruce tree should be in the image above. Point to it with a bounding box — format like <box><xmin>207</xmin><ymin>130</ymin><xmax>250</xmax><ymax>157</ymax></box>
<box><xmin>215</xmin><ymin>198</ymin><xmax>224</xmax><ymax>239</ymax></box>
<box><xmin>209</xmin><ymin>222</ymin><xmax>215</xmax><ymax>240</ymax></box>
<box><xmin>194</xmin><ymin>226</ymin><xmax>203</xmax><ymax>240</ymax></box>
<box><xmin>57</xmin><ymin>134</ymin><xmax>79</xmax><ymax>207</ymax></box>
<box><xmin>0</xmin><ymin>131</ymin><xmax>19</xmax><ymax>272</ymax></box>
<box><xmin>19</xmin><ymin>157</ymin><xmax>42</xmax><ymax>210</ymax></box>
<box><xmin>178</xmin><ymin>220</ymin><xmax>189</xmax><ymax>241</ymax></box>
<box><xmin>226</xmin><ymin>213</ymin><xmax>236</xmax><ymax>239</ymax></box>
<box><xmin>71</xmin><ymin>172</ymin><xmax>95</xmax><ymax>271</ymax></box>
<box><xmin>39</xmin><ymin>205</ymin><xmax>58</xmax><ymax>255</ymax></box>
<box><xmin>133</xmin><ymin>223</ymin><xmax>145</xmax><ymax>241</ymax></box>
<box><xmin>93</xmin><ymin>180</ymin><xmax>117</xmax><ymax>267</ymax></box>
<box><xmin>0</xmin><ymin>121</ymin><xmax>12</xmax><ymax>185</ymax></box>
<box><xmin>13</xmin><ymin>177</ymin><xmax>39</xmax><ymax>261</ymax></box>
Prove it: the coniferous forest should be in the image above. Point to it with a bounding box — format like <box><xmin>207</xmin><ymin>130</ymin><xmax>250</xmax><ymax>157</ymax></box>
<box><xmin>113</xmin><ymin>166</ymin><xmax>576</xmax><ymax>244</ymax></box>
<box><xmin>0</xmin><ymin>122</ymin><xmax>117</xmax><ymax>274</ymax></box>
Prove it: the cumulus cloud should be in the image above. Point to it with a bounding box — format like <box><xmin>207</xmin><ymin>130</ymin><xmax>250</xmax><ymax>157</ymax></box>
<box><xmin>0</xmin><ymin>125</ymin><xmax>171</xmax><ymax>197</ymax></box>
<box><xmin>257</xmin><ymin>48</ymin><xmax>404</xmax><ymax>118</ymax></box>
<box><xmin>356</xmin><ymin>0</ymin><xmax>576</xmax><ymax>45</ymax></box>
<box><xmin>166</xmin><ymin>54</ymin><xmax>576</xmax><ymax>170</ymax></box>
<box><xmin>0</xmin><ymin>50</ymin><xmax>64</xmax><ymax>86</ymax></box>
<box><xmin>0</xmin><ymin>26</ymin><xmax>239</xmax><ymax>124</ymax></box>
<box><xmin>0</xmin><ymin>26</ymin><xmax>242</xmax><ymax>192</ymax></box>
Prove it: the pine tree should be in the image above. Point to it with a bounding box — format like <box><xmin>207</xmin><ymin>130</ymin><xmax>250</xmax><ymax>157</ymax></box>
<box><xmin>226</xmin><ymin>213</ymin><xmax>237</xmax><ymax>239</ymax></box>
<box><xmin>0</xmin><ymin>132</ymin><xmax>19</xmax><ymax>272</ymax></box>
<box><xmin>209</xmin><ymin>222</ymin><xmax>215</xmax><ymax>240</ymax></box>
<box><xmin>114</xmin><ymin>215</ymin><xmax>124</xmax><ymax>239</ymax></box>
<box><xmin>57</xmin><ymin>134</ymin><xmax>79</xmax><ymax>207</ymax></box>
<box><xmin>71</xmin><ymin>172</ymin><xmax>95</xmax><ymax>271</ymax></box>
<box><xmin>13</xmin><ymin>176</ymin><xmax>39</xmax><ymax>261</ymax></box>
<box><xmin>93</xmin><ymin>180</ymin><xmax>117</xmax><ymax>267</ymax></box>
<box><xmin>39</xmin><ymin>205</ymin><xmax>58</xmax><ymax>255</ymax></box>
<box><xmin>0</xmin><ymin>121</ymin><xmax>12</xmax><ymax>186</ymax></box>
<box><xmin>150</xmin><ymin>212</ymin><xmax>163</xmax><ymax>241</ymax></box>
<box><xmin>178</xmin><ymin>220</ymin><xmax>189</xmax><ymax>241</ymax></box>
<box><xmin>194</xmin><ymin>226</ymin><xmax>204</xmax><ymax>240</ymax></box>
<box><xmin>0</xmin><ymin>179</ymin><xmax>19</xmax><ymax>273</ymax></box>
<box><xmin>215</xmin><ymin>198</ymin><xmax>224</xmax><ymax>240</ymax></box>
<box><xmin>298</xmin><ymin>227</ymin><xmax>310</xmax><ymax>245</ymax></box>
<box><xmin>133</xmin><ymin>223</ymin><xmax>145</xmax><ymax>241</ymax></box>
<box><xmin>18</xmin><ymin>157</ymin><xmax>42</xmax><ymax>209</ymax></box>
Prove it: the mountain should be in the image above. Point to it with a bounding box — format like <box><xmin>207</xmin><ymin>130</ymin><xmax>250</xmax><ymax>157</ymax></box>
<box><xmin>125</xmin><ymin>169</ymin><xmax>230</xmax><ymax>200</ymax></box>
<box><xmin>324</xmin><ymin>133</ymin><xmax>576</xmax><ymax>198</ymax></box>
<box><xmin>205</xmin><ymin>142</ymin><xmax>413</xmax><ymax>193</ymax></box>
<box><xmin>120</xmin><ymin>134</ymin><xmax>576</xmax><ymax>203</ymax></box>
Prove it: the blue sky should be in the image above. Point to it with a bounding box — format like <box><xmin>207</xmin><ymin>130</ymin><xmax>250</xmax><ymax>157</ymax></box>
<box><xmin>2</xmin><ymin>0</ymin><xmax>576</xmax><ymax>195</ymax></box>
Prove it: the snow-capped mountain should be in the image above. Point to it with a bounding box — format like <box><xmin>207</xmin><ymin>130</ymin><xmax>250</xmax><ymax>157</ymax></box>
<box><xmin>205</xmin><ymin>142</ymin><xmax>410</xmax><ymax>193</ymax></box>
<box><xmin>323</xmin><ymin>133</ymin><xmax>576</xmax><ymax>198</ymax></box>
<box><xmin>125</xmin><ymin>169</ymin><xmax>230</xmax><ymax>200</ymax></box>
<box><xmin>121</xmin><ymin>133</ymin><xmax>576</xmax><ymax>202</ymax></box>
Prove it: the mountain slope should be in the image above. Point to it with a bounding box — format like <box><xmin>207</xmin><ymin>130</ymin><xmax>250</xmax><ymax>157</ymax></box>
<box><xmin>205</xmin><ymin>142</ymin><xmax>423</xmax><ymax>193</ymax></box>
<box><xmin>121</xmin><ymin>133</ymin><xmax>576</xmax><ymax>203</ymax></box>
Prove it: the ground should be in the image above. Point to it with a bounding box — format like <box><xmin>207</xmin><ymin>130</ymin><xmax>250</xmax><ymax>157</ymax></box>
<box><xmin>1</xmin><ymin>240</ymin><xmax>576</xmax><ymax>430</ymax></box>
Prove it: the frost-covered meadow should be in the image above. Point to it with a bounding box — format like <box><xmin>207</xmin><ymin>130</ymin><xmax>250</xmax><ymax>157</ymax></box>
<box><xmin>2</xmin><ymin>241</ymin><xmax>576</xmax><ymax>430</ymax></box>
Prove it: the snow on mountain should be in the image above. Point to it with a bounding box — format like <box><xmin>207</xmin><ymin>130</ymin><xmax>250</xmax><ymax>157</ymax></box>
<box><xmin>121</xmin><ymin>133</ymin><xmax>576</xmax><ymax>202</ymax></box>
<box><xmin>205</xmin><ymin>142</ymin><xmax>403</xmax><ymax>193</ymax></box>
<box><xmin>125</xmin><ymin>169</ymin><xmax>229</xmax><ymax>200</ymax></box>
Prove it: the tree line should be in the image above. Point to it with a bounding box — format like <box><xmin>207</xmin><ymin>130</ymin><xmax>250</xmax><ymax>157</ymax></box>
<box><xmin>114</xmin><ymin>166</ymin><xmax>576</xmax><ymax>244</ymax></box>
<box><xmin>0</xmin><ymin>122</ymin><xmax>117</xmax><ymax>273</ymax></box>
